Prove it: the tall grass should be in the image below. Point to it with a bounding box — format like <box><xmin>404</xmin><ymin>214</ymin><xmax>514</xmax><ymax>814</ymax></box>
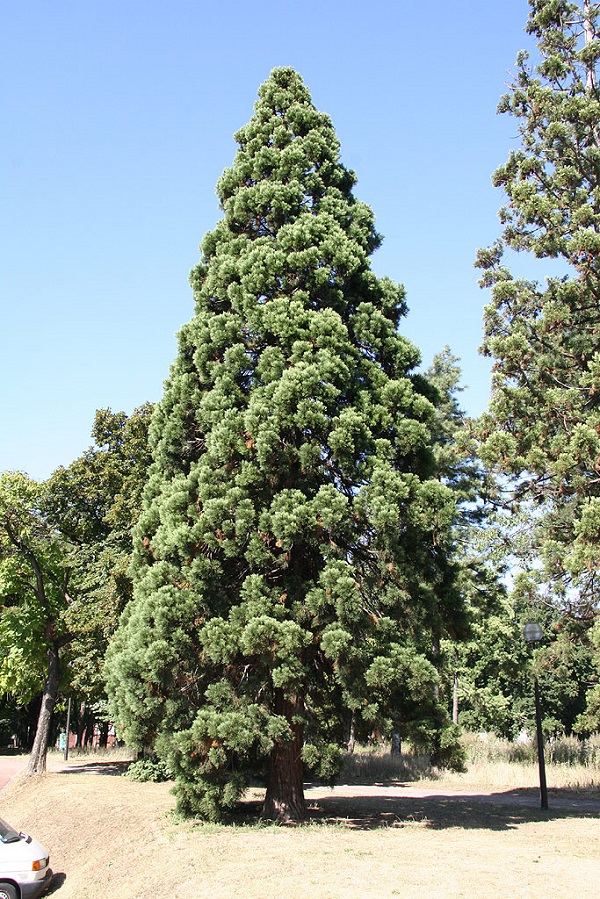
<box><xmin>338</xmin><ymin>746</ymin><xmax>436</xmax><ymax>784</ymax></box>
<box><xmin>338</xmin><ymin>733</ymin><xmax>600</xmax><ymax>792</ymax></box>
<box><xmin>462</xmin><ymin>731</ymin><xmax>600</xmax><ymax>767</ymax></box>
<box><xmin>48</xmin><ymin>744</ymin><xmax>135</xmax><ymax>762</ymax></box>
<box><xmin>50</xmin><ymin>736</ymin><xmax>600</xmax><ymax>793</ymax></box>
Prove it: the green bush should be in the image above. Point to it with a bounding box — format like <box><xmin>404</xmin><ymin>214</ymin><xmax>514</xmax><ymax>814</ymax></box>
<box><xmin>126</xmin><ymin>757</ymin><xmax>171</xmax><ymax>783</ymax></box>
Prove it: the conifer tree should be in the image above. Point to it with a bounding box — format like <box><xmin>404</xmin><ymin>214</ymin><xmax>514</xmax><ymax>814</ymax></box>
<box><xmin>107</xmin><ymin>68</ymin><xmax>462</xmax><ymax>822</ymax></box>
<box><xmin>476</xmin><ymin>1</ymin><xmax>600</xmax><ymax>617</ymax></box>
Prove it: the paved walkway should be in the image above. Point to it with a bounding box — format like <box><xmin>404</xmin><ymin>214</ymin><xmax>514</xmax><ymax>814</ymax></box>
<box><xmin>0</xmin><ymin>754</ymin><xmax>29</xmax><ymax>792</ymax></box>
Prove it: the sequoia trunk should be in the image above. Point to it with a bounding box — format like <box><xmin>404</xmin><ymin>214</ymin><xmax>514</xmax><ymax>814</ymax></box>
<box><xmin>262</xmin><ymin>690</ymin><xmax>306</xmax><ymax>822</ymax></box>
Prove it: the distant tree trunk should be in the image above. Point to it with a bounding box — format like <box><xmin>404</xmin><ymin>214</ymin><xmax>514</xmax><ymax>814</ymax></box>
<box><xmin>85</xmin><ymin>709</ymin><xmax>97</xmax><ymax>747</ymax></box>
<box><xmin>262</xmin><ymin>690</ymin><xmax>306</xmax><ymax>822</ymax></box>
<box><xmin>99</xmin><ymin>720</ymin><xmax>109</xmax><ymax>748</ymax></box>
<box><xmin>453</xmin><ymin>671</ymin><xmax>459</xmax><ymax>725</ymax></box>
<box><xmin>432</xmin><ymin>632</ymin><xmax>441</xmax><ymax>700</ymax></box>
<box><xmin>346</xmin><ymin>711</ymin><xmax>356</xmax><ymax>754</ymax></box>
<box><xmin>74</xmin><ymin>702</ymin><xmax>85</xmax><ymax>748</ymax></box>
<box><xmin>24</xmin><ymin>640</ymin><xmax>60</xmax><ymax>776</ymax></box>
<box><xmin>391</xmin><ymin>732</ymin><xmax>401</xmax><ymax>755</ymax></box>
<box><xmin>75</xmin><ymin>702</ymin><xmax>95</xmax><ymax>747</ymax></box>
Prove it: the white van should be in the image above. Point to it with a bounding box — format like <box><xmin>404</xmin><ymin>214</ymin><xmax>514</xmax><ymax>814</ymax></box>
<box><xmin>0</xmin><ymin>818</ymin><xmax>52</xmax><ymax>899</ymax></box>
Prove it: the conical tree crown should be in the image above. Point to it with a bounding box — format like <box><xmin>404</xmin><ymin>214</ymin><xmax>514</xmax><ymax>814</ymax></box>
<box><xmin>151</xmin><ymin>67</ymin><xmax>419</xmax><ymax>476</ymax></box>
<box><xmin>107</xmin><ymin>68</ymin><xmax>460</xmax><ymax>821</ymax></box>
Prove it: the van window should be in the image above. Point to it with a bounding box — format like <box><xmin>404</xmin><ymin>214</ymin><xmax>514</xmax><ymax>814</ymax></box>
<box><xmin>0</xmin><ymin>819</ymin><xmax>21</xmax><ymax>844</ymax></box>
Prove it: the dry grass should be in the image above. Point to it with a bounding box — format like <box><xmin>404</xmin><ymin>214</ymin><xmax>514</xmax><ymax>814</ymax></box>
<box><xmin>340</xmin><ymin>734</ymin><xmax>600</xmax><ymax>793</ymax></box>
<box><xmin>424</xmin><ymin>758</ymin><xmax>599</xmax><ymax>792</ymax></box>
<box><xmin>1</xmin><ymin>750</ymin><xmax>599</xmax><ymax>899</ymax></box>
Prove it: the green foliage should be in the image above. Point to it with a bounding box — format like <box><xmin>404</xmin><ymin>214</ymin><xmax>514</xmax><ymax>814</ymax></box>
<box><xmin>574</xmin><ymin>616</ymin><xmax>600</xmax><ymax>733</ymax></box>
<box><xmin>0</xmin><ymin>588</ymin><xmax>48</xmax><ymax>700</ymax></box>
<box><xmin>0</xmin><ymin>407</ymin><xmax>152</xmax><ymax>763</ymax></box>
<box><xmin>0</xmin><ymin>472</ymin><xmax>71</xmax><ymax>701</ymax></box>
<box><xmin>107</xmin><ymin>68</ymin><xmax>464</xmax><ymax>820</ymax></box>
<box><xmin>449</xmin><ymin>603</ymin><xmax>533</xmax><ymax>739</ymax></box>
<box><xmin>45</xmin><ymin>405</ymin><xmax>153</xmax><ymax>705</ymax></box>
<box><xmin>0</xmin><ymin>471</ymin><xmax>77</xmax><ymax>768</ymax></box>
<box><xmin>475</xmin><ymin>1</ymin><xmax>600</xmax><ymax>728</ymax></box>
<box><xmin>534</xmin><ymin>617</ymin><xmax>596</xmax><ymax>735</ymax></box>
<box><xmin>446</xmin><ymin>551</ymin><xmax>595</xmax><ymax>740</ymax></box>
<box><xmin>126</xmin><ymin>756</ymin><xmax>170</xmax><ymax>783</ymax></box>
<box><xmin>476</xmin><ymin>0</ymin><xmax>600</xmax><ymax>613</ymax></box>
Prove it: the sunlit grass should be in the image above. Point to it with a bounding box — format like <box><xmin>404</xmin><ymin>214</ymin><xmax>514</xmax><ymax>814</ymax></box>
<box><xmin>47</xmin><ymin>744</ymin><xmax>135</xmax><ymax>762</ymax></box>
<box><xmin>48</xmin><ymin>733</ymin><xmax>600</xmax><ymax>794</ymax></box>
<box><xmin>339</xmin><ymin>732</ymin><xmax>600</xmax><ymax>793</ymax></box>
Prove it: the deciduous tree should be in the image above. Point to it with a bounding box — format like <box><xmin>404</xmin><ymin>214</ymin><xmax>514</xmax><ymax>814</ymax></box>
<box><xmin>46</xmin><ymin>404</ymin><xmax>153</xmax><ymax>720</ymax></box>
<box><xmin>0</xmin><ymin>406</ymin><xmax>152</xmax><ymax>764</ymax></box>
<box><xmin>0</xmin><ymin>473</ymin><xmax>72</xmax><ymax>773</ymax></box>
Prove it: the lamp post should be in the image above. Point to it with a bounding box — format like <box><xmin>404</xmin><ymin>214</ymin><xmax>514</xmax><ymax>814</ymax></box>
<box><xmin>522</xmin><ymin>622</ymin><xmax>548</xmax><ymax>810</ymax></box>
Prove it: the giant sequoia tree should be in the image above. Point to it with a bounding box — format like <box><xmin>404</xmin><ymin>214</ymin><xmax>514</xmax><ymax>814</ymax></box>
<box><xmin>476</xmin><ymin>0</ymin><xmax>600</xmax><ymax>617</ymax></box>
<box><xmin>107</xmin><ymin>68</ymin><xmax>462</xmax><ymax>822</ymax></box>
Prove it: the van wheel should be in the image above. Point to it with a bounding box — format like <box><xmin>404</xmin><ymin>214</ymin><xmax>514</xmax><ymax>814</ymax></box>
<box><xmin>0</xmin><ymin>884</ymin><xmax>18</xmax><ymax>899</ymax></box>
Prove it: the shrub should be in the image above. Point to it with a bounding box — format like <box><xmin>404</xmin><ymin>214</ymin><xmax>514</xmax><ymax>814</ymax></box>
<box><xmin>126</xmin><ymin>757</ymin><xmax>171</xmax><ymax>783</ymax></box>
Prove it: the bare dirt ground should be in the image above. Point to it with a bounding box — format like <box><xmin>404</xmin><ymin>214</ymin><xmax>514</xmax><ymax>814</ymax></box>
<box><xmin>1</xmin><ymin>755</ymin><xmax>599</xmax><ymax>898</ymax></box>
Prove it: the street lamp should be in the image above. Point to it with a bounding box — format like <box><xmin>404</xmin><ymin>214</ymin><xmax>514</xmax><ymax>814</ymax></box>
<box><xmin>522</xmin><ymin>622</ymin><xmax>548</xmax><ymax>810</ymax></box>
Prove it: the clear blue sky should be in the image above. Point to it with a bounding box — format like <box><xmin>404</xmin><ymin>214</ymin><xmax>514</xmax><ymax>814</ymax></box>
<box><xmin>2</xmin><ymin>0</ymin><xmax>532</xmax><ymax>480</ymax></box>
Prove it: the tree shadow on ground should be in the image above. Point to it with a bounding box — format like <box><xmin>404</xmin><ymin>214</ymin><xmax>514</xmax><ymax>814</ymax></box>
<box><xmin>229</xmin><ymin>788</ymin><xmax>600</xmax><ymax>831</ymax></box>
<box><xmin>51</xmin><ymin>762</ymin><xmax>600</xmax><ymax>831</ymax></box>
<box><xmin>304</xmin><ymin>792</ymin><xmax>599</xmax><ymax>831</ymax></box>
<box><xmin>55</xmin><ymin>759</ymin><xmax>132</xmax><ymax>777</ymax></box>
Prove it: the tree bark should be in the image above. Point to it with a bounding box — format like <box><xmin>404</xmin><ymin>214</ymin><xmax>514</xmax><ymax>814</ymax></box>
<box><xmin>432</xmin><ymin>632</ymin><xmax>441</xmax><ymax>700</ymax></box>
<box><xmin>584</xmin><ymin>0</ymin><xmax>596</xmax><ymax>92</ymax></box>
<box><xmin>346</xmin><ymin>711</ymin><xmax>356</xmax><ymax>754</ymax></box>
<box><xmin>24</xmin><ymin>641</ymin><xmax>61</xmax><ymax>776</ymax></box>
<box><xmin>262</xmin><ymin>690</ymin><xmax>306</xmax><ymax>822</ymax></box>
<box><xmin>453</xmin><ymin>671</ymin><xmax>459</xmax><ymax>725</ymax></box>
<box><xmin>99</xmin><ymin>719</ymin><xmax>109</xmax><ymax>748</ymax></box>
